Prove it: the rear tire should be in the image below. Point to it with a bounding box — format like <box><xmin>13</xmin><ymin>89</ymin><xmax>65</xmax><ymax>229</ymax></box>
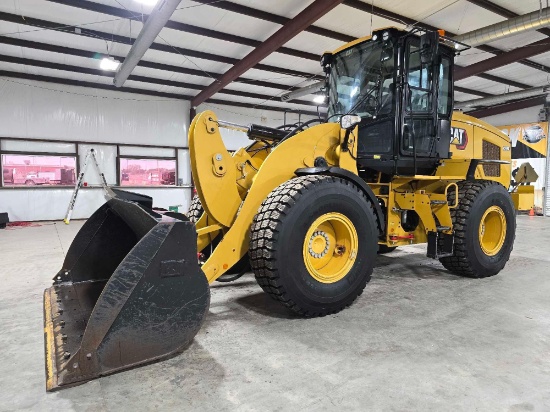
<box><xmin>439</xmin><ymin>180</ymin><xmax>516</xmax><ymax>278</ymax></box>
<box><xmin>249</xmin><ymin>175</ymin><xmax>378</xmax><ymax>317</ymax></box>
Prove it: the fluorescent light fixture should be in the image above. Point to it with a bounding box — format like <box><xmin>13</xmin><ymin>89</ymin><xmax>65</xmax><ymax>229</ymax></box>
<box><xmin>313</xmin><ymin>94</ymin><xmax>326</xmax><ymax>104</ymax></box>
<box><xmin>134</xmin><ymin>0</ymin><xmax>158</xmax><ymax>5</ymax></box>
<box><xmin>100</xmin><ymin>57</ymin><xmax>120</xmax><ymax>71</ymax></box>
<box><xmin>350</xmin><ymin>86</ymin><xmax>359</xmax><ymax>98</ymax></box>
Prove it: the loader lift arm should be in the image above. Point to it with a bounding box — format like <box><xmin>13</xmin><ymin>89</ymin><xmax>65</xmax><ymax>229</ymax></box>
<box><xmin>190</xmin><ymin>110</ymin><xmax>364</xmax><ymax>283</ymax></box>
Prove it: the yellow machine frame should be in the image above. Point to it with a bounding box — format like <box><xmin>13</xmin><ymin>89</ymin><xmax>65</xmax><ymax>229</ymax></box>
<box><xmin>189</xmin><ymin>108</ymin><xmax>516</xmax><ymax>283</ymax></box>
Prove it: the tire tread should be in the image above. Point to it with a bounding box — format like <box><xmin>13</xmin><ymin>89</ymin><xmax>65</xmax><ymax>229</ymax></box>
<box><xmin>249</xmin><ymin>175</ymin><xmax>376</xmax><ymax>317</ymax></box>
<box><xmin>439</xmin><ymin>179</ymin><xmax>514</xmax><ymax>278</ymax></box>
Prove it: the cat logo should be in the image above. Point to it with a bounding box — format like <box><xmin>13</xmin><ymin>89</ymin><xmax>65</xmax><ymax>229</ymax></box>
<box><xmin>450</xmin><ymin>127</ymin><xmax>468</xmax><ymax>150</ymax></box>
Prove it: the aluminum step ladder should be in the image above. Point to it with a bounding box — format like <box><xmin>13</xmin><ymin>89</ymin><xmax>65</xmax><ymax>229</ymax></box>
<box><xmin>64</xmin><ymin>148</ymin><xmax>108</xmax><ymax>224</ymax></box>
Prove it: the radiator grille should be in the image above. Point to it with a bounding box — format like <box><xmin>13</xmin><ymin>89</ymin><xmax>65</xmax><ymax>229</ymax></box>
<box><xmin>482</xmin><ymin>140</ymin><xmax>501</xmax><ymax>177</ymax></box>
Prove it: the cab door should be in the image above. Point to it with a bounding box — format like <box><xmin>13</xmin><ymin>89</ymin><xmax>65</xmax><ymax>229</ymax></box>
<box><xmin>402</xmin><ymin>38</ymin><xmax>437</xmax><ymax>158</ymax></box>
<box><xmin>398</xmin><ymin>37</ymin><xmax>453</xmax><ymax>174</ymax></box>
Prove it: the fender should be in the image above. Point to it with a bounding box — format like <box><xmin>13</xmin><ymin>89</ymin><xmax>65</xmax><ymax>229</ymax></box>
<box><xmin>295</xmin><ymin>166</ymin><xmax>385</xmax><ymax>235</ymax></box>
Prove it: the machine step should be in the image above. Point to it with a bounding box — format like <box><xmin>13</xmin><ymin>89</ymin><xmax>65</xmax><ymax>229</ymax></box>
<box><xmin>430</xmin><ymin>200</ymin><xmax>448</xmax><ymax>205</ymax></box>
<box><xmin>436</xmin><ymin>226</ymin><xmax>451</xmax><ymax>232</ymax></box>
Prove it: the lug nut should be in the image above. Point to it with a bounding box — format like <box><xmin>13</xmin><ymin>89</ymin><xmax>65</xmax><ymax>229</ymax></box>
<box><xmin>63</xmin><ymin>352</ymin><xmax>71</xmax><ymax>359</ymax></box>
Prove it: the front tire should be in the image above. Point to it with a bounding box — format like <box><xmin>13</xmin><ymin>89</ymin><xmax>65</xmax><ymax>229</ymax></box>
<box><xmin>439</xmin><ymin>180</ymin><xmax>516</xmax><ymax>278</ymax></box>
<box><xmin>249</xmin><ymin>176</ymin><xmax>379</xmax><ymax>317</ymax></box>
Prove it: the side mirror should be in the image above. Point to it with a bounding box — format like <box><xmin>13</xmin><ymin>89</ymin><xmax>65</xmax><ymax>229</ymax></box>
<box><xmin>340</xmin><ymin>114</ymin><xmax>361</xmax><ymax>130</ymax></box>
<box><xmin>420</xmin><ymin>31</ymin><xmax>439</xmax><ymax>65</ymax></box>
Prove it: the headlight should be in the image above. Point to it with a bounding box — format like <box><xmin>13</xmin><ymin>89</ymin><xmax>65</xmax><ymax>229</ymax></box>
<box><xmin>372</xmin><ymin>34</ymin><xmax>378</xmax><ymax>41</ymax></box>
<box><xmin>382</xmin><ymin>31</ymin><xmax>390</xmax><ymax>41</ymax></box>
<box><xmin>340</xmin><ymin>114</ymin><xmax>362</xmax><ymax>130</ymax></box>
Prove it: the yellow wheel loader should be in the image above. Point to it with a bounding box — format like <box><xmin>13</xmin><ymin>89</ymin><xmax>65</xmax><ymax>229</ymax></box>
<box><xmin>43</xmin><ymin>27</ymin><xmax>528</xmax><ymax>390</ymax></box>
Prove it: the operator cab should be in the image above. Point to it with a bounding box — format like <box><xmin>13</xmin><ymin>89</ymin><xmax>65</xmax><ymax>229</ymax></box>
<box><xmin>324</xmin><ymin>28</ymin><xmax>459</xmax><ymax>176</ymax></box>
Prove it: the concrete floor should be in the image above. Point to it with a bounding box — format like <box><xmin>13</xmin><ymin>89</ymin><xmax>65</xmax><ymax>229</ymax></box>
<box><xmin>1</xmin><ymin>216</ymin><xmax>549</xmax><ymax>411</ymax></box>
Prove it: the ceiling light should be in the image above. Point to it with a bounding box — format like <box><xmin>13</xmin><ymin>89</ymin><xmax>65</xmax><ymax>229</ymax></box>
<box><xmin>313</xmin><ymin>95</ymin><xmax>326</xmax><ymax>104</ymax></box>
<box><xmin>100</xmin><ymin>57</ymin><xmax>120</xmax><ymax>71</ymax></box>
<box><xmin>134</xmin><ymin>0</ymin><xmax>158</xmax><ymax>5</ymax></box>
<box><xmin>350</xmin><ymin>86</ymin><xmax>359</xmax><ymax>98</ymax></box>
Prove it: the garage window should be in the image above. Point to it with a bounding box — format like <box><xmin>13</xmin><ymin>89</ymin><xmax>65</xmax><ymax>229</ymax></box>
<box><xmin>119</xmin><ymin>158</ymin><xmax>177</xmax><ymax>186</ymax></box>
<box><xmin>2</xmin><ymin>154</ymin><xmax>76</xmax><ymax>186</ymax></box>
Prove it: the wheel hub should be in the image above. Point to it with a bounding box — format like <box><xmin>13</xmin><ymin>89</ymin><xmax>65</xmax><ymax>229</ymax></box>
<box><xmin>302</xmin><ymin>213</ymin><xmax>359</xmax><ymax>284</ymax></box>
<box><xmin>308</xmin><ymin>231</ymin><xmax>330</xmax><ymax>258</ymax></box>
<box><xmin>479</xmin><ymin>205</ymin><xmax>506</xmax><ymax>256</ymax></box>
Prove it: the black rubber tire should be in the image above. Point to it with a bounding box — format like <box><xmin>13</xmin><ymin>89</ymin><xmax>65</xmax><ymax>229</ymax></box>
<box><xmin>439</xmin><ymin>180</ymin><xmax>516</xmax><ymax>278</ymax></box>
<box><xmin>186</xmin><ymin>194</ymin><xmax>203</xmax><ymax>223</ymax></box>
<box><xmin>378</xmin><ymin>245</ymin><xmax>397</xmax><ymax>254</ymax></box>
<box><xmin>187</xmin><ymin>194</ymin><xmax>250</xmax><ymax>281</ymax></box>
<box><xmin>249</xmin><ymin>175</ymin><xmax>379</xmax><ymax>317</ymax></box>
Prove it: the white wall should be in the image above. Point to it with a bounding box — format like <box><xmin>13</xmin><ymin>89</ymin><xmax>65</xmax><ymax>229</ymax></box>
<box><xmin>0</xmin><ymin>78</ymin><xmax>191</xmax><ymax>222</ymax></box>
<box><xmin>0</xmin><ymin>78</ymin><xmax>188</xmax><ymax>146</ymax></box>
<box><xmin>196</xmin><ymin>103</ymin><xmax>319</xmax><ymax>150</ymax></box>
<box><xmin>0</xmin><ymin>187</ymin><xmax>191</xmax><ymax>221</ymax></box>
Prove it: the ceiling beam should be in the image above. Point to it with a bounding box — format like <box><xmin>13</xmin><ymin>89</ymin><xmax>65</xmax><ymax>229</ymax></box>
<box><xmin>454</xmin><ymin>86</ymin><xmax>493</xmax><ymax>98</ymax></box>
<box><xmin>193</xmin><ymin>0</ymin><xmax>536</xmax><ymax>89</ymax></box>
<box><xmin>0</xmin><ymin>69</ymin><xmax>321</xmax><ymax>116</ymax></box>
<box><xmin>466</xmin><ymin>0</ymin><xmax>550</xmax><ymax>37</ymax></box>
<box><xmin>465</xmin><ymin>0</ymin><xmax>550</xmax><ymax>73</ymax></box>
<box><xmin>455</xmin><ymin>37</ymin><xmax>550</xmax><ymax>81</ymax></box>
<box><xmin>191</xmin><ymin>0</ymin><xmax>355</xmax><ymax>42</ymax></box>
<box><xmin>0</xmin><ymin>36</ymin><xmax>302</xmax><ymax>92</ymax></box>
<box><xmin>467</xmin><ymin>95</ymin><xmax>547</xmax><ymax>118</ymax></box>
<box><xmin>0</xmin><ymin>69</ymin><xmax>189</xmax><ymax>100</ymax></box>
<box><xmin>473</xmin><ymin>73</ymin><xmax>529</xmax><ymax>89</ymax></box>
<box><xmin>465</xmin><ymin>0</ymin><xmax>517</xmax><ymax>18</ymax></box>
<box><xmin>0</xmin><ymin>12</ymin><xmax>320</xmax><ymax>80</ymax></box>
<box><xmin>0</xmin><ymin>35</ymin><xmax>491</xmax><ymax>100</ymax></box>
<box><xmin>0</xmin><ymin>6</ymin><xmax>518</xmax><ymax>99</ymax></box>
<box><xmin>46</xmin><ymin>0</ymin><xmax>319</xmax><ymax>62</ymax></box>
<box><xmin>344</xmin><ymin>0</ymin><xmax>550</xmax><ymax>74</ymax></box>
<box><xmin>11</xmin><ymin>3</ymin><xmax>528</xmax><ymax>92</ymax></box>
<box><xmin>191</xmin><ymin>0</ymin><xmax>345</xmax><ymax>106</ymax></box>
<box><xmin>0</xmin><ymin>54</ymin><xmax>317</xmax><ymax>106</ymax></box>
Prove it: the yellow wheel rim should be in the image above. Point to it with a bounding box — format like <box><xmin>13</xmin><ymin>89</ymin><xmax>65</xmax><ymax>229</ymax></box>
<box><xmin>479</xmin><ymin>205</ymin><xmax>507</xmax><ymax>256</ymax></box>
<box><xmin>302</xmin><ymin>212</ymin><xmax>358</xmax><ymax>284</ymax></box>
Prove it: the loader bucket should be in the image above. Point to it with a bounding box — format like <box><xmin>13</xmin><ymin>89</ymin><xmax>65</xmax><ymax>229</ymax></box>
<box><xmin>43</xmin><ymin>190</ymin><xmax>209</xmax><ymax>391</ymax></box>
